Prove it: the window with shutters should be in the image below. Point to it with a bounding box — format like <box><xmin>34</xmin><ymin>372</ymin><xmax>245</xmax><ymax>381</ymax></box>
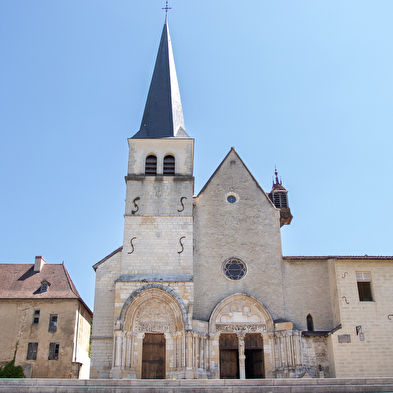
<box><xmin>163</xmin><ymin>155</ymin><xmax>175</xmax><ymax>175</ymax></box>
<box><xmin>49</xmin><ymin>314</ymin><xmax>58</xmax><ymax>332</ymax></box>
<box><xmin>48</xmin><ymin>343</ymin><xmax>60</xmax><ymax>360</ymax></box>
<box><xmin>27</xmin><ymin>343</ymin><xmax>38</xmax><ymax>360</ymax></box>
<box><xmin>32</xmin><ymin>310</ymin><xmax>40</xmax><ymax>324</ymax></box>
<box><xmin>356</xmin><ymin>272</ymin><xmax>373</xmax><ymax>301</ymax></box>
<box><xmin>145</xmin><ymin>155</ymin><xmax>157</xmax><ymax>175</ymax></box>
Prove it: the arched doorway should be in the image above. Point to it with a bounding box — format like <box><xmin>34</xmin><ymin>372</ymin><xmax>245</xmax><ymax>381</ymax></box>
<box><xmin>209</xmin><ymin>293</ymin><xmax>274</xmax><ymax>379</ymax></box>
<box><xmin>115</xmin><ymin>284</ymin><xmax>188</xmax><ymax>379</ymax></box>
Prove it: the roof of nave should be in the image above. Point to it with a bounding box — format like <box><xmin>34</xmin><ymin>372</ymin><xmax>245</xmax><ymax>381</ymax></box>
<box><xmin>0</xmin><ymin>262</ymin><xmax>93</xmax><ymax>314</ymax></box>
<box><xmin>92</xmin><ymin>246</ymin><xmax>122</xmax><ymax>271</ymax></box>
<box><xmin>283</xmin><ymin>255</ymin><xmax>393</xmax><ymax>260</ymax></box>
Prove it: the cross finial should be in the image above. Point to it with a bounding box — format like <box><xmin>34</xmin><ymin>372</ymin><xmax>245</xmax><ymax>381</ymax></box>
<box><xmin>274</xmin><ymin>166</ymin><xmax>279</xmax><ymax>184</ymax></box>
<box><xmin>162</xmin><ymin>1</ymin><xmax>171</xmax><ymax>16</ymax></box>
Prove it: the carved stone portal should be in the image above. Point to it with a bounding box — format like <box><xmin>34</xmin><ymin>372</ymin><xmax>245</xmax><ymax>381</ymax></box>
<box><xmin>209</xmin><ymin>293</ymin><xmax>274</xmax><ymax>334</ymax></box>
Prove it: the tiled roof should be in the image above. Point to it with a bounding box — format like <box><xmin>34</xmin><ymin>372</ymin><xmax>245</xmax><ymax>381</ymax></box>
<box><xmin>0</xmin><ymin>263</ymin><xmax>81</xmax><ymax>300</ymax></box>
<box><xmin>283</xmin><ymin>256</ymin><xmax>393</xmax><ymax>260</ymax></box>
<box><xmin>271</xmin><ymin>183</ymin><xmax>287</xmax><ymax>192</ymax></box>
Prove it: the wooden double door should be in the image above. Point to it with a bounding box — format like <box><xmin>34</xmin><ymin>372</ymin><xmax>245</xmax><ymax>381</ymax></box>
<box><xmin>142</xmin><ymin>333</ymin><xmax>166</xmax><ymax>379</ymax></box>
<box><xmin>219</xmin><ymin>333</ymin><xmax>264</xmax><ymax>379</ymax></box>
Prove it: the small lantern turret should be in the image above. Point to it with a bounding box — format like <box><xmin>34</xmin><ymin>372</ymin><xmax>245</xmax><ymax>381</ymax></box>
<box><xmin>269</xmin><ymin>168</ymin><xmax>293</xmax><ymax>227</ymax></box>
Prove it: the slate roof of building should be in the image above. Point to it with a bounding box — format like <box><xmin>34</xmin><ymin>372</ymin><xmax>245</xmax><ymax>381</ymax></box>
<box><xmin>0</xmin><ymin>263</ymin><xmax>92</xmax><ymax>315</ymax></box>
<box><xmin>132</xmin><ymin>20</ymin><xmax>188</xmax><ymax>139</ymax></box>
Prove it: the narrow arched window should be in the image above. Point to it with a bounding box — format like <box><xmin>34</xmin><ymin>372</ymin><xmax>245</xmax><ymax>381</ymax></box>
<box><xmin>163</xmin><ymin>155</ymin><xmax>175</xmax><ymax>175</ymax></box>
<box><xmin>307</xmin><ymin>314</ymin><xmax>314</xmax><ymax>331</ymax></box>
<box><xmin>145</xmin><ymin>155</ymin><xmax>157</xmax><ymax>175</ymax></box>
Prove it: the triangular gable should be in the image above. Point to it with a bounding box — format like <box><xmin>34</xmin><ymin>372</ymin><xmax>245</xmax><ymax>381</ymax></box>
<box><xmin>197</xmin><ymin>147</ymin><xmax>276</xmax><ymax>209</ymax></box>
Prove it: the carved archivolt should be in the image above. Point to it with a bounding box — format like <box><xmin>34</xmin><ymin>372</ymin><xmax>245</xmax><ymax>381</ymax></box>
<box><xmin>120</xmin><ymin>285</ymin><xmax>187</xmax><ymax>333</ymax></box>
<box><xmin>209</xmin><ymin>293</ymin><xmax>274</xmax><ymax>334</ymax></box>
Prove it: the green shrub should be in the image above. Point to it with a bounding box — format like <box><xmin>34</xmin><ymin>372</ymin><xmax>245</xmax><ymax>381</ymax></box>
<box><xmin>0</xmin><ymin>343</ymin><xmax>25</xmax><ymax>378</ymax></box>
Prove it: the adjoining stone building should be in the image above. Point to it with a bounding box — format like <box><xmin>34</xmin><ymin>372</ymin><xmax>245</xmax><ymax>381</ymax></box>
<box><xmin>0</xmin><ymin>256</ymin><xmax>93</xmax><ymax>378</ymax></box>
<box><xmin>90</xmin><ymin>19</ymin><xmax>393</xmax><ymax>380</ymax></box>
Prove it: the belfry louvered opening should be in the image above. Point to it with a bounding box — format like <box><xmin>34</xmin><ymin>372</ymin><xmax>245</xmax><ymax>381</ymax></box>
<box><xmin>145</xmin><ymin>155</ymin><xmax>157</xmax><ymax>175</ymax></box>
<box><xmin>273</xmin><ymin>192</ymin><xmax>288</xmax><ymax>208</ymax></box>
<box><xmin>163</xmin><ymin>155</ymin><xmax>175</xmax><ymax>175</ymax></box>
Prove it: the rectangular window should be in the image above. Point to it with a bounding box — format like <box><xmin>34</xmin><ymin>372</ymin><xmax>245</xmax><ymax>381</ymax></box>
<box><xmin>356</xmin><ymin>272</ymin><xmax>373</xmax><ymax>301</ymax></box>
<box><xmin>48</xmin><ymin>343</ymin><xmax>60</xmax><ymax>360</ymax></box>
<box><xmin>49</xmin><ymin>314</ymin><xmax>58</xmax><ymax>332</ymax></box>
<box><xmin>33</xmin><ymin>310</ymin><xmax>40</xmax><ymax>324</ymax></box>
<box><xmin>27</xmin><ymin>343</ymin><xmax>38</xmax><ymax>360</ymax></box>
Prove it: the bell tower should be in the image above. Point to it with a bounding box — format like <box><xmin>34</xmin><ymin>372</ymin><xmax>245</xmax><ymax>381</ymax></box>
<box><xmin>120</xmin><ymin>19</ymin><xmax>194</xmax><ymax>280</ymax></box>
<box><xmin>268</xmin><ymin>168</ymin><xmax>293</xmax><ymax>227</ymax></box>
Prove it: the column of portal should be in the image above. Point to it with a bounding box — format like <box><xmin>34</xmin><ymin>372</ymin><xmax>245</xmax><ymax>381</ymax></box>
<box><xmin>114</xmin><ymin>330</ymin><xmax>122</xmax><ymax>367</ymax></box>
<box><xmin>195</xmin><ymin>333</ymin><xmax>200</xmax><ymax>369</ymax></box>
<box><xmin>276</xmin><ymin>332</ymin><xmax>282</xmax><ymax>369</ymax></box>
<box><xmin>121</xmin><ymin>331</ymin><xmax>127</xmax><ymax>368</ymax></box>
<box><xmin>204</xmin><ymin>334</ymin><xmax>209</xmax><ymax>372</ymax></box>
<box><xmin>237</xmin><ymin>332</ymin><xmax>246</xmax><ymax>380</ymax></box>
<box><xmin>186</xmin><ymin>331</ymin><xmax>192</xmax><ymax>369</ymax></box>
<box><xmin>293</xmin><ymin>331</ymin><xmax>302</xmax><ymax>367</ymax></box>
<box><xmin>182</xmin><ymin>331</ymin><xmax>186</xmax><ymax>368</ymax></box>
<box><xmin>268</xmin><ymin>332</ymin><xmax>276</xmax><ymax>373</ymax></box>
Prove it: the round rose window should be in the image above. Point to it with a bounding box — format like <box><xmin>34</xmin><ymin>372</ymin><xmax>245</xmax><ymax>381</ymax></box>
<box><xmin>223</xmin><ymin>258</ymin><xmax>247</xmax><ymax>281</ymax></box>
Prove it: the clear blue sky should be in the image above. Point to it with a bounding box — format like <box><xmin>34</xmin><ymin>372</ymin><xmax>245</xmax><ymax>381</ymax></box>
<box><xmin>1</xmin><ymin>1</ymin><xmax>392</xmax><ymax>310</ymax></box>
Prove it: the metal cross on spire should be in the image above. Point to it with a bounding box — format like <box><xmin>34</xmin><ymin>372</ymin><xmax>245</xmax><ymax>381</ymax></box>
<box><xmin>162</xmin><ymin>1</ymin><xmax>172</xmax><ymax>16</ymax></box>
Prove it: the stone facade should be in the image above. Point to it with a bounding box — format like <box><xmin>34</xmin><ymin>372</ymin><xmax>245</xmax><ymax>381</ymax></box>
<box><xmin>0</xmin><ymin>260</ymin><xmax>92</xmax><ymax>379</ymax></box>
<box><xmin>90</xmin><ymin>20</ymin><xmax>393</xmax><ymax>380</ymax></box>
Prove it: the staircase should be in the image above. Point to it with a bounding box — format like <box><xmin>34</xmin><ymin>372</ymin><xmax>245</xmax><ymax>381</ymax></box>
<box><xmin>1</xmin><ymin>378</ymin><xmax>393</xmax><ymax>392</ymax></box>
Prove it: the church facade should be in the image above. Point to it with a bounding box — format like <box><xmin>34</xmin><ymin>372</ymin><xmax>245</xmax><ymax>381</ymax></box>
<box><xmin>90</xmin><ymin>20</ymin><xmax>393</xmax><ymax>380</ymax></box>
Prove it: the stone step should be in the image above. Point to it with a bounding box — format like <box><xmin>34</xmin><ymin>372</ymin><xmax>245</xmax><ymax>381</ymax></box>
<box><xmin>1</xmin><ymin>378</ymin><xmax>393</xmax><ymax>393</ymax></box>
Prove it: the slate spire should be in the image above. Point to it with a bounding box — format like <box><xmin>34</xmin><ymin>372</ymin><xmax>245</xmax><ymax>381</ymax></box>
<box><xmin>132</xmin><ymin>20</ymin><xmax>188</xmax><ymax>139</ymax></box>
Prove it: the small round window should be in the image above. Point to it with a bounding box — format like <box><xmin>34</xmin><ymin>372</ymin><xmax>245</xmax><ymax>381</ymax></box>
<box><xmin>223</xmin><ymin>258</ymin><xmax>247</xmax><ymax>281</ymax></box>
<box><xmin>227</xmin><ymin>195</ymin><xmax>236</xmax><ymax>203</ymax></box>
<box><xmin>226</xmin><ymin>192</ymin><xmax>239</xmax><ymax>204</ymax></box>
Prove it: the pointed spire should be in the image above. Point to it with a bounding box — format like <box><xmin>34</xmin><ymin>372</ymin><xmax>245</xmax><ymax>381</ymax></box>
<box><xmin>132</xmin><ymin>20</ymin><xmax>188</xmax><ymax>139</ymax></box>
<box><xmin>271</xmin><ymin>167</ymin><xmax>287</xmax><ymax>192</ymax></box>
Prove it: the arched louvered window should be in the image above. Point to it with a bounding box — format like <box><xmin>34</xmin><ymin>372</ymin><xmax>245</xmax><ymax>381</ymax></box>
<box><xmin>163</xmin><ymin>155</ymin><xmax>175</xmax><ymax>175</ymax></box>
<box><xmin>145</xmin><ymin>155</ymin><xmax>157</xmax><ymax>175</ymax></box>
<box><xmin>307</xmin><ymin>314</ymin><xmax>314</xmax><ymax>332</ymax></box>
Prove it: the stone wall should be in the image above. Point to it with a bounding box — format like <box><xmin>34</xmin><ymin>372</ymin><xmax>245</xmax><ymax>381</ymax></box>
<box><xmin>282</xmin><ymin>260</ymin><xmax>334</xmax><ymax>331</ymax></box>
<box><xmin>193</xmin><ymin>149</ymin><xmax>284</xmax><ymax>322</ymax></box>
<box><xmin>90</xmin><ymin>249</ymin><xmax>122</xmax><ymax>379</ymax></box>
<box><xmin>121</xmin><ymin>216</ymin><xmax>193</xmax><ymax>276</ymax></box>
<box><xmin>329</xmin><ymin>259</ymin><xmax>393</xmax><ymax>378</ymax></box>
<box><xmin>0</xmin><ymin>298</ymin><xmax>89</xmax><ymax>378</ymax></box>
<box><xmin>301</xmin><ymin>336</ymin><xmax>330</xmax><ymax>378</ymax></box>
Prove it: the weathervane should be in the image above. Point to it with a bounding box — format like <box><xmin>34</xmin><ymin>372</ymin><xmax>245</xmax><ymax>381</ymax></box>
<box><xmin>162</xmin><ymin>1</ymin><xmax>171</xmax><ymax>15</ymax></box>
